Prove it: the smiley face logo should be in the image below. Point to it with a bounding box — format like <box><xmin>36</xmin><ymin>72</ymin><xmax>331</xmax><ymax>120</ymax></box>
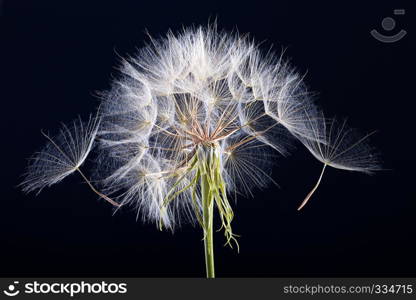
<box><xmin>371</xmin><ymin>9</ymin><xmax>407</xmax><ymax>43</ymax></box>
<box><xmin>3</xmin><ymin>281</ymin><xmax>20</xmax><ymax>297</ymax></box>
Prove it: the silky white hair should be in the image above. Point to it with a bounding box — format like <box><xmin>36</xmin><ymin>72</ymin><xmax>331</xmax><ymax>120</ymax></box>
<box><xmin>21</xmin><ymin>116</ymin><xmax>100</xmax><ymax>194</ymax></box>
<box><xmin>21</xmin><ymin>25</ymin><xmax>380</xmax><ymax>228</ymax></box>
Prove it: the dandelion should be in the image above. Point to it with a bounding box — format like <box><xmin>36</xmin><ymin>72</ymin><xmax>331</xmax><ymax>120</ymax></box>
<box><xmin>21</xmin><ymin>25</ymin><xmax>379</xmax><ymax>278</ymax></box>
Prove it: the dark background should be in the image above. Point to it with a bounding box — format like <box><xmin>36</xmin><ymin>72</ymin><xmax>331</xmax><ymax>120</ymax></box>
<box><xmin>0</xmin><ymin>0</ymin><xmax>414</xmax><ymax>277</ymax></box>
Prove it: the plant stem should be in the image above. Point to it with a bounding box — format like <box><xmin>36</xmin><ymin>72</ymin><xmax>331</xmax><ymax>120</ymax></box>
<box><xmin>201</xmin><ymin>169</ymin><xmax>215</xmax><ymax>278</ymax></box>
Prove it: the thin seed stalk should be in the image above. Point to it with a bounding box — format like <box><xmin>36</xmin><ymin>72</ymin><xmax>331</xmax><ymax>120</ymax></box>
<box><xmin>297</xmin><ymin>163</ymin><xmax>327</xmax><ymax>211</ymax></box>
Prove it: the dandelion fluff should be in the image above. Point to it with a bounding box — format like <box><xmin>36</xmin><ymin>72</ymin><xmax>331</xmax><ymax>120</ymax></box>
<box><xmin>21</xmin><ymin>116</ymin><xmax>99</xmax><ymax>193</ymax></box>
<box><xmin>296</xmin><ymin>115</ymin><xmax>380</xmax><ymax>210</ymax></box>
<box><xmin>21</xmin><ymin>115</ymin><xmax>119</xmax><ymax>206</ymax></box>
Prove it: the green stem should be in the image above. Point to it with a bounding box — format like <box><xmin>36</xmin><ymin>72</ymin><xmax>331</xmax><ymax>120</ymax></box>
<box><xmin>201</xmin><ymin>169</ymin><xmax>215</xmax><ymax>278</ymax></box>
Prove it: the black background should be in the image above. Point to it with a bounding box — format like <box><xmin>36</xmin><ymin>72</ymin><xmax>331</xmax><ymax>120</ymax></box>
<box><xmin>1</xmin><ymin>0</ymin><xmax>414</xmax><ymax>277</ymax></box>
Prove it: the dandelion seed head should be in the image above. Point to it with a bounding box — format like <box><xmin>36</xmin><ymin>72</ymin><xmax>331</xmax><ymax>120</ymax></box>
<box><xmin>21</xmin><ymin>24</ymin><xmax>380</xmax><ymax>229</ymax></box>
<box><xmin>96</xmin><ymin>25</ymin><xmax>316</xmax><ymax>227</ymax></box>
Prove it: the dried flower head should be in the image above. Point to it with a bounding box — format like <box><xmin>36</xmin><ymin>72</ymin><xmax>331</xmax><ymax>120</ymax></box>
<box><xmin>21</xmin><ymin>24</ymin><xmax>380</xmax><ymax>277</ymax></box>
<box><xmin>95</xmin><ymin>26</ymin><xmax>320</xmax><ymax>233</ymax></box>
